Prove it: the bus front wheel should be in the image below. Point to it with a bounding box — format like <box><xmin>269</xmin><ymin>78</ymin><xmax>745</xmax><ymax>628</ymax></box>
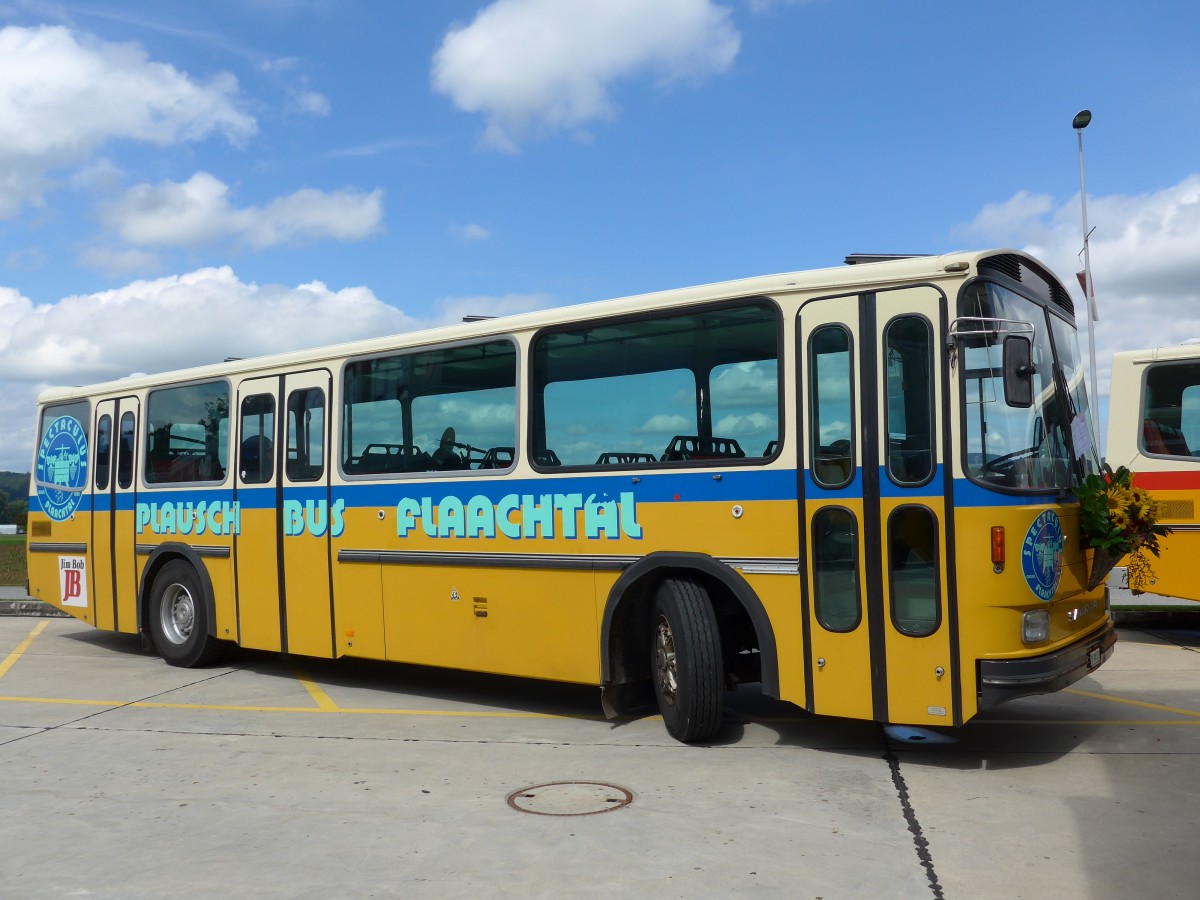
<box><xmin>148</xmin><ymin>560</ymin><xmax>223</xmax><ymax>668</ymax></box>
<box><xmin>651</xmin><ymin>578</ymin><xmax>724</xmax><ymax>743</ymax></box>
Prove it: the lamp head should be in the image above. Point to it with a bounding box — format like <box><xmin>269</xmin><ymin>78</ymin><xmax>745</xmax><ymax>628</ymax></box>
<box><xmin>1073</xmin><ymin>109</ymin><xmax>1092</xmax><ymax>130</ymax></box>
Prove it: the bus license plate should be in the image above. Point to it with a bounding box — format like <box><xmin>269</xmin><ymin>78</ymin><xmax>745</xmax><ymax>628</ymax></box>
<box><xmin>1087</xmin><ymin>646</ymin><xmax>1102</xmax><ymax>669</ymax></box>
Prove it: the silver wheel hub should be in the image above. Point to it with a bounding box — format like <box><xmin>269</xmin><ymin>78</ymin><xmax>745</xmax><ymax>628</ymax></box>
<box><xmin>654</xmin><ymin>614</ymin><xmax>678</xmax><ymax>705</ymax></box>
<box><xmin>160</xmin><ymin>583</ymin><xmax>195</xmax><ymax>645</ymax></box>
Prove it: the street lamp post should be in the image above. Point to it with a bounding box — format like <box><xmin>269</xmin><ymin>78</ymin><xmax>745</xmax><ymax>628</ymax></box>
<box><xmin>1073</xmin><ymin>109</ymin><xmax>1100</xmax><ymax>438</ymax></box>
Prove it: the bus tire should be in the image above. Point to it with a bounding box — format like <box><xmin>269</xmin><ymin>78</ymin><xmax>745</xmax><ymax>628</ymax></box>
<box><xmin>148</xmin><ymin>560</ymin><xmax>223</xmax><ymax>668</ymax></box>
<box><xmin>651</xmin><ymin>577</ymin><xmax>724</xmax><ymax>743</ymax></box>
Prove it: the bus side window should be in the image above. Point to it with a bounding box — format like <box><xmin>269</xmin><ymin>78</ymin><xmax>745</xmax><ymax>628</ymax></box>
<box><xmin>534</xmin><ymin>303</ymin><xmax>779</xmax><ymax>468</ymax></box>
<box><xmin>145</xmin><ymin>381</ymin><xmax>229</xmax><ymax>485</ymax></box>
<box><xmin>1142</xmin><ymin>361</ymin><xmax>1200</xmax><ymax>457</ymax></box>
<box><xmin>343</xmin><ymin>341</ymin><xmax>517</xmax><ymax>476</ymax></box>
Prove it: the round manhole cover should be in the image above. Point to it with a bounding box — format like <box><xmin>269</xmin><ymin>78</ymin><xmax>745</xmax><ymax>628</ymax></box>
<box><xmin>506</xmin><ymin>781</ymin><xmax>633</xmax><ymax>816</ymax></box>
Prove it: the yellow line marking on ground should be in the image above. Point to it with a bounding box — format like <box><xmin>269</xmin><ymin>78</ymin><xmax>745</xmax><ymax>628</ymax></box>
<box><xmin>1064</xmin><ymin>687</ymin><xmax>1200</xmax><ymax>719</ymax></box>
<box><xmin>289</xmin><ymin>662</ymin><xmax>340</xmax><ymax>712</ymax></box>
<box><xmin>981</xmin><ymin>718</ymin><xmax>1200</xmax><ymax>726</ymax></box>
<box><xmin>0</xmin><ymin>694</ymin><xmax>603</xmax><ymax>719</ymax></box>
<box><xmin>0</xmin><ymin>621</ymin><xmax>48</xmax><ymax>681</ymax></box>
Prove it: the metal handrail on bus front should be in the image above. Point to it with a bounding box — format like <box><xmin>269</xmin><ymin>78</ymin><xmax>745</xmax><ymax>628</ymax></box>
<box><xmin>946</xmin><ymin>316</ymin><xmax>1035</xmax><ymax>344</ymax></box>
<box><xmin>946</xmin><ymin>316</ymin><xmax>1036</xmax><ymax>368</ymax></box>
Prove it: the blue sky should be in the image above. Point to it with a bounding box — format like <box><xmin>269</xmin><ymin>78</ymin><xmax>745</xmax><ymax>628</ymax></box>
<box><xmin>2</xmin><ymin>0</ymin><xmax>1200</xmax><ymax>471</ymax></box>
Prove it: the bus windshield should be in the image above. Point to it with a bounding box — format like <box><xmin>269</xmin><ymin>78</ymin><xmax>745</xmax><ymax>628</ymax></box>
<box><xmin>959</xmin><ymin>281</ymin><xmax>1097</xmax><ymax>491</ymax></box>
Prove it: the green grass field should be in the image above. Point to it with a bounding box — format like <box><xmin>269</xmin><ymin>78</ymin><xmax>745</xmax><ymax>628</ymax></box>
<box><xmin>0</xmin><ymin>535</ymin><xmax>27</xmax><ymax>585</ymax></box>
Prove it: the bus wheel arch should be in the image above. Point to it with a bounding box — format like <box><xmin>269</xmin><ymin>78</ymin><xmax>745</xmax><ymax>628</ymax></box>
<box><xmin>138</xmin><ymin>544</ymin><xmax>224</xmax><ymax>667</ymax></box>
<box><xmin>600</xmin><ymin>552</ymin><xmax>779</xmax><ymax>721</ymax></box>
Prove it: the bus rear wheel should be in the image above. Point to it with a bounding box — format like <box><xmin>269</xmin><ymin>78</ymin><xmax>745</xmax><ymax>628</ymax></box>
<box><xmin>651</xmin><ymin>577</ymin><xmax>724</xmax><ymax>743</ymax></box>
<box><xmin>148</xmin><ymin>560</ymin><xmax>223</xmax><ymax>668</ymax></box>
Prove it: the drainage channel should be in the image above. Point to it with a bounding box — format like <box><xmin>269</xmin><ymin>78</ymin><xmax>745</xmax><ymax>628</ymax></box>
<box><xmin>506</xmin><ymin>781</ymin><xmax>633</xmax><ymax>817</ymax></box>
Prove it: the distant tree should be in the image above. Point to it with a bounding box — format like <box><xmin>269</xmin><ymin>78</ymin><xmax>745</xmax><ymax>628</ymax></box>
<box><xmin>0</xmin><ymin>473</ymin><xmax>31</xmax><ymax>525</ymax></box>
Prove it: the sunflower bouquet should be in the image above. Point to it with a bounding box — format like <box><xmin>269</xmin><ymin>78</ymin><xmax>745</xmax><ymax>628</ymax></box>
<box><xmin>1074</xmin><ymin>464</ymin><xmax>1172</xmax><ymax>593</ymax></box>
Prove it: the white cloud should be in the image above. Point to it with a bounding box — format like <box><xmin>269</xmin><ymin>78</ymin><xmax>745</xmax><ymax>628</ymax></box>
<box><xmin>294</xmin><ymin>90</ymin><xmax>332</xmax><ymax>116</ymax></box>
<box><xmin>959</xmin><ymin>174</ymin><xmax>1200</xmax><ymax>421</ymax></box>
<box><xmin>431</xmin><ymin>0</ymin><xmax>740</xmax><ymax>151</ymax></box>
<box><xmin>0</xmin><ymin>273</ymin><xmax>564</xmax><ymax>470</ymax></box>
<box><xmin>0</xmin><ymin>268</ymin><xmax>415</xmax><ymax>391</ymax></box>
<box><xmin>260</xmin><ymin>56</ymin><xmax>331</xmax><ymax>117</ymax></box>
<box><xmin>0</xmin><ymin>25</ymin><xmax>255</xmax><ymax>218</ymax></box>
<box><xmin>450</xmin><ymin>223</ymin><xmax>492</xmax><ymax>241</ymax></box>
<box><xmin>745</xmin><ymin>0</ymin><xmax>815</xmax><ymax>12</ymax></box>
<box><xmin>100</xmin><ymin>172</ymin><xmax>384</xmax><ymax>249</ymax></box>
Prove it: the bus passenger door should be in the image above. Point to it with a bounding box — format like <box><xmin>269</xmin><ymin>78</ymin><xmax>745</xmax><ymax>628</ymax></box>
<box><xmin>234</xmin><ymin>371</ymin><xmax>334</xmax><ymax>657</ymax></box>
<box><xmin>280</xmin><ymin>370</ymin><xmax>334</xmax><ymax>658</ymax></box>
<box><xmin>801</xmin><ymin>287</ymin><xmax>956</xmax><ymax>726</ymax></box>
<box><xmin>92</xmin><ymin>397</ymin><xmax>140</xmax><ymax>634</ymax></box>
<box><xmin>800</xmin><ymin>297</ymin><xmax>874</xmax><ymax>721</ymax></box>
<box><xmin>91</xmin><ymin>401</ymin><xmax>116</xmax><ymax>630</ymax></box>
<box><xmin>235</xmin><ymin>377</ymin><xmax>282</xmax><ymax>651</ymax></box>
<box><xmin>871</xmin><ymin>287</ymin><xmax>956</xmax><ymax>726</ymax></box>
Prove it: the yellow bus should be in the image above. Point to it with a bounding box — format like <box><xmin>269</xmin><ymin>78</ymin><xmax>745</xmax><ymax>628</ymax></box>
<box><xmin>1106</xmin><ymin>344</ymin><xmax>1200</xmax><ymax>601</ymax></box>
<box><xmin>27</xmin><ymin>249</ymin><xmax>1116</xmax><ymax>741</ymax></box>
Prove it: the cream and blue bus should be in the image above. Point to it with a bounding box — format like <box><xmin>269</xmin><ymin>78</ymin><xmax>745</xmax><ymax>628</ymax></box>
<box><xmin>28</xmin><ymin>249</ymin><xmax>1116</xmax><ymax>741</ymax></box>
<box><xmin>1107</xmin><ymin>344</ymin><xmax>1200</xmax><ymax>602</ymax></box>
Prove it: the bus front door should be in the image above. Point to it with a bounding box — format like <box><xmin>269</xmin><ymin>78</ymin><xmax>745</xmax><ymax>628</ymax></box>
<box><xmin>801</xmin><ymin>286</ymin><xmax>957</xmax><ymax>726</ymax></box>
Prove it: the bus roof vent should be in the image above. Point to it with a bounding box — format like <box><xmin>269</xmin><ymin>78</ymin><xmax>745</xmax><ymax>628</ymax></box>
<box><xmin>843</xmin><ymin>253</ymin><xmax>930</xmax><ymax>265</ymax></box>
<box><xmin>979</xmin><ymin>253</ymin><xmax>1023</xmax><ymax>282</ymax></box>
<box><xmin>979</xmin><ymin>253</ymin><xmax>1074</xmax><ymax>318</ymax></box>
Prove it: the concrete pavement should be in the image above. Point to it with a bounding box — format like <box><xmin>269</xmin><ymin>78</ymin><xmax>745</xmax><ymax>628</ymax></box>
<box><xmin>2</xmin><ymin>617</ymin><xmax>1198</xmax><ymax>898</ymax></box>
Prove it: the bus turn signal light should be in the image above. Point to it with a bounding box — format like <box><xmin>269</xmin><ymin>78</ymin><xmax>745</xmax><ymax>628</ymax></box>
<box><xmin>991</xmin><ymin>526</ymin><xmax>1005</xmax><ymax>572</ymax></box>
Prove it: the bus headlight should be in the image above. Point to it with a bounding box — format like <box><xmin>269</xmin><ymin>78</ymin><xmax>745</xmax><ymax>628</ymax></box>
<box><xmin>1022</xmin><ymin>609</ymin><xmax>1050</xmax><ymax>644</ymax></box>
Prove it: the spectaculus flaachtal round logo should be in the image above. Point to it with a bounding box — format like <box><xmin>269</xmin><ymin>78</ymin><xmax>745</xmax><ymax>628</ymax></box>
<box><xmin>1021</xmin><ymin>509</ymin><xmax>1064</xmax><ymax>601</ymax></box>
<box><xmin>36</xmin><ymin>415</ymin><xmax>89</xmax><ymax>522</ymax></box>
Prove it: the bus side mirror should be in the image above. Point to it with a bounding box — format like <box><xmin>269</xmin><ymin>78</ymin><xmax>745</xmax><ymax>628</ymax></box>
<box><xmin>1003</xmin><ymin>335</ymin><xmax>1034</xmax><ymax>408</ymax></box>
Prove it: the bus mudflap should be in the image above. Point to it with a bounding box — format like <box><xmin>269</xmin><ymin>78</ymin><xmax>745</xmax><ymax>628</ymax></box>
<box><xmin>977</xmin><ymin>621</ymin><xmax>1117</xmax><ymax>710</ymax></box>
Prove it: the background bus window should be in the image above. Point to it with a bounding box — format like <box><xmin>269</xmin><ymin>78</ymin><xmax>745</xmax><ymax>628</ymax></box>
<box><xmin>145</xmin><ymin>381</ymin><xmax>229</xmax><ymax>484</ymax></box>
<box><xmin>812</xmin><ymin>506</ymin><xmax>860</xmax><ymax>631</ymax></box>
<box><xmin>1142</xmin><ymin>362</ymin><xmax>1200</xmax><ymax>457</ymax></box>
<box><xmin>535</xmin><ymin>302</ymin><xmax>779</xmax><ymax>467</ymax></box>
<box><xmin>287</xmin><ymin>389</ymin><xmax>325</xmax><ymax>481</ymax></box>
<box><xmin>888</xmin><ymin>506</ymin><xmax>939</xmax><ymax>637</ymax></box>
<box><xmin>809</xmin><ymin>326</ymin><xmax>854</xmax><ymax>487</ymax></box>
<box><xmin>342</xmin><ymin>340</ymin><xmax>517</xmax><ymax>475</ymax></box>
<box><xmin>885</xmin><ymin>316</ymin><xmax>934</xmax><ymax>485</ymax></box>
<box><xmin>240</xmin><ymin>394</ymin><xmax>275</xmax><ymax>484</ymax></box>
<box><xmin>94</xmin><ymin>415</ymin><xmax>112</xmax><ymax>491</ymax></box>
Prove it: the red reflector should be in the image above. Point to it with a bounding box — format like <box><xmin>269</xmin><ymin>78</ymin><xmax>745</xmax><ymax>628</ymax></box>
<box><xmin>991</xmin><ymin>526</ymin><xmax>1005</xmax><ymax>565</ymax></box>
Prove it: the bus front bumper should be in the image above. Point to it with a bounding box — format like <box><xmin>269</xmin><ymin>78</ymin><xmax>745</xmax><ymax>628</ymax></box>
<box><xmin>977</xmin><ymin>621</ymin><xmax>1118</xmax><ymax>710</ymax></box>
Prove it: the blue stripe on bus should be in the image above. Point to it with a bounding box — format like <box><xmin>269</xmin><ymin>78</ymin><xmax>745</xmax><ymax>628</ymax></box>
<box><xmin>35</xmin><ymin>469</ymin><xmax>1068</xmax><ymax>515</ymax></box>
<box><xmin>951</xmin><ymin>479</ymin><xmax>1060</xmax><ymax>508</ymax></box>
<box><xmin>333</xmin><ymin>468</ymin><xmax>800</xmax><ymax>507</ymax></box>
